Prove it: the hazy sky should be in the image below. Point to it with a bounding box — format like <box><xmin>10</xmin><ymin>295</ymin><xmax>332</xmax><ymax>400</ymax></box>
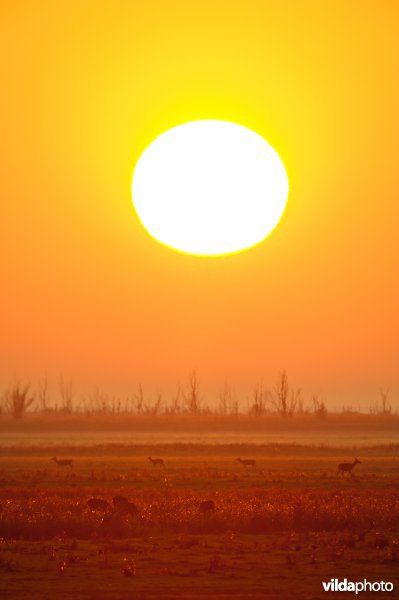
<box><xmin>1</xmin><ymin>1</ymin><xmax>398</xmax><ymax>408</ymax></box>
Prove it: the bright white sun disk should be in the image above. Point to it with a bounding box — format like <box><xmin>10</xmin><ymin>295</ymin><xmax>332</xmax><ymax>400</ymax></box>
<box><xmin>132</xmin><ymin>120</ymin><xmax>289</xmax><ymax>255</ymax></box>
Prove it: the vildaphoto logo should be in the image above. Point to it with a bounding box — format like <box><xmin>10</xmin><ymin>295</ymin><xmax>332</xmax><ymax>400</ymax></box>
<box><xmin>322</xmin><ymin>579</ymin><xmax>394</xmax><ymax>594</ymax></box>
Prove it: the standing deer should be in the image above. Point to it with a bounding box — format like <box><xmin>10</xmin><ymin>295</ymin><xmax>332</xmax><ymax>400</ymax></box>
<box><xmin>337</xmin><ymin>458</ymin><xmax>361</xmax><ymax>477</ymax></box>
<box><xmin>113</xmin><ymin>496</ymin><xmax>140</xmax><ymax>517</ymax></box>
<box><xmin>52</xmin><ymin>457</ymin><xmax>73</xmax><ymax>468</ymax></box>
<box><xmin>148</xmin><ymin>456</ymin><xmax>165</xmax><ymax>467</ymax></box>
<box><xmin>236</xmin><ymin>458</ymin><xmax>256</xmax><ymax>468</ymax></box>
<box><xmin>113</xmin><ymin>495</ymin><xmax>129</xmax><ymax>510</ymax></box>
<box><xmin>87</xmin><ymin>498</ymin><xmax>112</xmax><ymax>513</ymax></box>
<box><xmin>199</xmin><ymin>500</ymin><xmax>215</xmax><ymax>515</ymax></box>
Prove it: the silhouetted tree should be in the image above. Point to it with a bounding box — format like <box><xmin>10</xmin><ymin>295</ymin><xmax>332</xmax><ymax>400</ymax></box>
<box><xmin>249</xmin><ymin>380</ymin><xmax>268</xmax><ymax>416</ymax></box>
<box><xmin>312</xmin><ymin>394</ymin><xmax>328</xmax><ymax>418</ymax></box>
<box><xmin>272</xmin><ymin>370</ymin><xmax>300</xmax><ymax>417</ymax></box>
<box><xmin>183</xmin><ymin>370</ymin><xmax>202</xmax><ymax>414</ymax></box>
<box><xmin>59</xmin><ymin>377</ymin><xmax>74</xmax><ymax>414</ymax></box>
<box><xmin>5</xmin><ymin>381</ymin><xmax>35</xmax><ymax>419</ymax></box>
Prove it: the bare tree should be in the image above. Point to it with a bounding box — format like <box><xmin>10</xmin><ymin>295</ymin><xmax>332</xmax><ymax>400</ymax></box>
<box><xmin>272</xmin><ymin>370</ymin><xmax>288</xmax><ymax>416</ymax></box>
<box><xmin>5</xmin><ymin>381</ymin><xmax>35</xmax><ymax>419</ymax></box>
<box><xmin>135</xmin><ymin>384</ymin><xmax>144</xmax><ymax>414</ymax></box>
<box><xmin>88</xmin><ymin>387</ymin><xmax>109</xmax><ymax>415</ymax></box>
<box><xmin>37</xmin><ymin>377</ymin><xmax>49</xmax><ymax>413</ymax></box>
<box><xmin>111</xmin><ymin>395</ymin><xmax>122</xmax><ymax>415</ymax></box>
<box><xmin>249</xmin><ymin>380</ymin><xmax>268</xmax><ymax>417</ymax></box>
<box><xmin>312</xmin><ymin>394</ymin><xmax>328</xmax><ymax>418</ymax></box>
<box><xmin>379</xmin><ymin>389</ymin><xmax>391</xmax><ymax>414</ymax></box>
<box><xmin>272</xmin><ymin>370</ymin><xmax>299</xmax><ymax>417</ymax></box>
<box><xmin>144</xmin><ymin>392</ymin><xmax>162</xmax><ymax>415</ymax></box>
<box><xmin>183</xmin><ymin>370</ymin><xmax>202</xmax><ymax>414</ymax></box>
<box><xmin>154</xmin><ymin>392</ymin><xmax>163</xmax><ymax>415</ymax></box>
<box><xmin>169</xmin><ymin>384</ymin><xmax>182</xmax><ymax>415</ymax></box>
<box><xmin>59</xmin><ymin>377</ymin><xmax>74</xmax><ymax>414</ymax></box>
<box><xmin>123</xmin><ymin>395</ymin><xmax>135</xmax><ymax>415</ymax></box>
<box><xmin>231</xmin><ymin>398</ymin><xmax>239</xmax><ymax>416</ymax></box>
<box><xmin>218</xmin><ymin>379</ymin><xmax>232</xmax><ymax>415</ymax></box>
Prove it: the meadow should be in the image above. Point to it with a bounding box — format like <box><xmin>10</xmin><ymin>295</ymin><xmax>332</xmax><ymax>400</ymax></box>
<box><xmin>0</xmin><ymin>432</ymin><xmax>398</xmax><ymax>598</ymax></box>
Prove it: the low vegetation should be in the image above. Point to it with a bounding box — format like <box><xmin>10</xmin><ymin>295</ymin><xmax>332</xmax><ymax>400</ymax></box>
<box><xmin>0</xmin><ymin>448</ymin><xmax>398</xmax><ymax>598</ymax></box>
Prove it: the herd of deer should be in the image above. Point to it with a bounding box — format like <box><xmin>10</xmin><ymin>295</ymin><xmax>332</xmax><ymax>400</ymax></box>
<box><xmin>236</xmin><ymin>457</ymin><xmax>363</xmax><ymax>476</ymax></box>
<box><xmin>87</xmin><ymin>495</ymin><xmax>140</xmax><ymax>517</ymax></box>
<box><xmin>0</xmin><ymin>458</ymin><xmax>364</xmax><ymax>518</ymax></box>
<box><xmin>51</xmin><ymin>456</ymin><xmax>362</xmax><ymax>477</ymax></box>
<box><xmin>79</xmin><ymin>458</ymin><xmax>363</xmax><ymax>520</ymax></box>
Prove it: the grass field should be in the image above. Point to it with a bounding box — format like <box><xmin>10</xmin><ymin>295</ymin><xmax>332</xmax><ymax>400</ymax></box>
<box><xmin>0</xmin><ymin>441</ymin><xmax>398</xmax><ymax>598</ymax></box>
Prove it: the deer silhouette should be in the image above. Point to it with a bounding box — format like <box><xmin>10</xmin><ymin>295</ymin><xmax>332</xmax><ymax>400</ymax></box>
<box><xmin>337</xmin><ymin>458</ymin><xmax>361</xmax><ymax>477</ymax></box>
<box><xmin>113</xmin><ymin>495</ymin><xmax>140</xmax><ymax>517</ymax></box>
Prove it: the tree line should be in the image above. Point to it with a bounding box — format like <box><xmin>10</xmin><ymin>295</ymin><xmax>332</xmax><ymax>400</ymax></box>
<box><xmin>0</xmin><ymin>370</ymin><xmax>393</xmax><ymax>419</ymax></box>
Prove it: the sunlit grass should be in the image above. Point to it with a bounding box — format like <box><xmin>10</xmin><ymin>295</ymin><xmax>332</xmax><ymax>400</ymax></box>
<box><xmin>0</xmin><ymin>447</ymin><xmax>398</xmax><ymax>598</ymax></box>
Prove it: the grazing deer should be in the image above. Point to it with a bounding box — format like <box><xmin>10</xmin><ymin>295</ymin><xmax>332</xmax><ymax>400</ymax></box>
<box><xmin>52</xmin><ymin>457</ymin><xmax>73</xmax><ymax>468</ymax></box>
<box><xmin>199</xmin><ymin>500</ymin><xmax>215</xmax><ymax>515</ymax></box>
<box><xmin>337</xmin><ymin>458</ymin><xmax>361</xmax><ymax>477</ymax></box>
<box><xmin>236</xmin><ymin>457</ymin><xmax>256</xmax><ymax>468</ymax></box>
<box><xmin>113</xmin><ymin>496</ymin><xmax>140</xmax><ymax>517</ymax></box>
<box><xmin>87</xmin><ymin>498</ymin><xmax>112</xmax><ymax>513</ymax></box>
<box><xmin>148</xmin><ymin>456</ymin><xmax>165</xmax><ymax>467</ymax></box>
<box><xmin>113</xmin><ymin>495</ymin><xmax>129</xmax><ymax>510</ymax></box>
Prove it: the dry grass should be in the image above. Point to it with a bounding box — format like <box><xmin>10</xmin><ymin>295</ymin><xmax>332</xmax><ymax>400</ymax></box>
<box><xmin>0</xmin><ymin>486</ymin><xmax>398</xmax><ymax>540</ymax></box>
<box><xmin>0</xmin><ymin>446</ymin><xmax>398</xmax><ymax>598</ymax></box>
<box><xmin>0</xmin><ymin>531</ymin><xmax>397</xmax><ymax>599</ymax></box>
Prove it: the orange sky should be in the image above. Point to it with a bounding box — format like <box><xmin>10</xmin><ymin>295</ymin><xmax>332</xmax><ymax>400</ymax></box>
<box><xmin>1</xmin><ymin>1</ymin><xmax>398</xmax><ymax>408</ymax></box>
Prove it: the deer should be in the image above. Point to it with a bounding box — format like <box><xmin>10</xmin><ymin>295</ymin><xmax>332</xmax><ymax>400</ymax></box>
<box><xmin>337</xmin><ymin>458</ymin><xmax>361</xmax><ymax>477</ymax></box>
<box><xmin>52</xmin><ymin>457</ymin><xmax>73</xmax><ymax>468</ymax></box>
<box><xmin>148</xmin><ymin>456</ymin><xmax>165</xmax><ymax>467</ymax></box>
<box><xmin>199</xmin><ymin>500</ymin><xmax>215</xmax><ymax>515</ymax></box>
<box><xmin>236</xmin><ymin>457</ymin><xmax>256</xmax><ymax>468</ymax></box>
<box><xmin>87</xmin><ymin>498</ymin><xmax>112</xmax><ymax>513</ymax></box>
<box><xmin>113</xmin><ymin>495</ymin><xmax>129</xmax><ymax>510</ymax></box>
<box><xmin>113</xmin><ymin>496</ymin><xmax>140</xmax><ymax>517</ymax></box>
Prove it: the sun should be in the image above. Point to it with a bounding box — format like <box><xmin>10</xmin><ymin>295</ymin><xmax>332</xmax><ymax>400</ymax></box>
<box><xmin>131</xmin><ymin>120</ymin><xmax>289</xmax><ymax>256</ymax></box>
